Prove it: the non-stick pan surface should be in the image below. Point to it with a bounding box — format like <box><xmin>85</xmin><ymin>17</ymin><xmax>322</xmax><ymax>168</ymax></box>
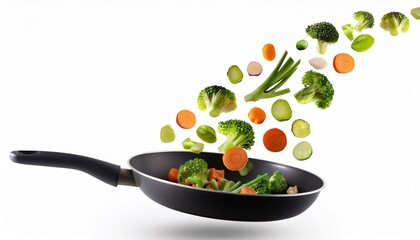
<box><xmin>10</xmin><ymin>150</ymin><xmax>324</xmax><ymax>222</ymax></box>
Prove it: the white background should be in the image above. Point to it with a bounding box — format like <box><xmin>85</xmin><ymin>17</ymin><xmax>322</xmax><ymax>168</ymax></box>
<box><xmin>1</xmin><ymin>0</ymin><xmax>420</xmax><ymax>239</ymax></box>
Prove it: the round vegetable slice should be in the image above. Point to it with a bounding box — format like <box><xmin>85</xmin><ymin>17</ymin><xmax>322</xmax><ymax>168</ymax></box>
<box><xmin>263</xmin><ymin>128</ymin><xmax>287</xmax><ymax>152</ymax></box>
<box><xmin>262</xmin><ymin>43</ymin><xmax>276</xmax><ymax>61</ymax></box>
<box><xmin>160</xmin><ymin>124</ymin><xmax>176</xmax><ymax>143</ymax></box>
<box><xmin>291</xmin><ymin>119</ymin><xmax>311</xmax><ymax>138</ymax></box>
<box><xmin>247</xmin><ymin>61</ymin><xmax>263</xmax><ymax>76</ymax></box>
<box><xmin>351</xmin><ymin>34</ymin><xmax>375</xmax><ymax>52</ymax></box>
<box><xmin>196</xmin><ymin>125</ymin><xmax>217</xmax><ymax>143</ymax></box>
<box><xmin>333</xmin><ymin>53</ymin><xmax>355</xmax><ymax>74</ymax></box>
<box><xmin>227</xmin><ymin>65</ymin><xmax>243</xmax><ymax>84</ymax></box>
<box><xmin>223</xmin><ymin>147</ymin><xmax>248</xmax><ymax>171</ymax></box>
<box><xmin>176</xmin><ymin>109</ymin><xmax>196</xmax><ymax>129</ymax></box>
<box><xmin>271</xmin><ymin>99</ymin><xmax>292</xmax><ymax>121</ymax></box>
<box><xmin>248</xmin><ymin>107</ymin><xmax>266</xmax><ymax>124</ymax></box>
<box><xmin>293</xmin><ymin>141</ymin><xmax>313</xmax><ymax>160</ymax></box>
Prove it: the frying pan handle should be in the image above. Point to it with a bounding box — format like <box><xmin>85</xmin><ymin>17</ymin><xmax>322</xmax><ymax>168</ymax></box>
<box><xmin>9</xmin><ymin>150</ymin><xmax>136</xmax><ymax>187</ymax></box>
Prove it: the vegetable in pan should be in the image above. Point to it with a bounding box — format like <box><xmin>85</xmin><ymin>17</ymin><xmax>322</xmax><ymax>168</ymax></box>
<box><xmin>177</xmin><ymin>158</ymin><xmax>209</xmax><ymax>188</ymax></box>
<box><xmin>197</xmin><ymin>85</ymin><xmax>237</xmax><ymax>118</ymax></box>
<box><xmin>294</xmin><ymin>70</ymin><xmax>334</xmax><ymax>109</ymax></box>
<box><xmin>217</xmin><ymin>119</ymin><xmax>255</xmax><ymax>152</ymax></box>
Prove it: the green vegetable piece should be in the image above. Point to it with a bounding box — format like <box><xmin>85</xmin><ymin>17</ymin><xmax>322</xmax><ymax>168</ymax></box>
<box><xmin>292</xmin><ymin>119</ymin><xmax>311</xmax><ymax>138</ymax></box>
<box><xmin>244</xmin><ymin>50</ymin><xmax>300</xmax><ymax>102</ymax></box>
<box><xmin>182</xmin><ymin>138</ymin><xmax>195</xmax><ymax>149</ymax></box>
<box><xmin>160</xmin><ymin>124</ymin><xmax>175</xmax><ymax>143</ymax></box>
<box><xmin>197</xmin><ymin>85</ymin><xmax>237</xmax><ymax>117</ymax></box>
<box><xmin>380</xmin><ymin>11</ymin><xmax>410</xmax><ymax>36</ymax></box>
<box><xmin>268</xmin><ymin>170</ymin><xmax>288</xmax><ymax>194</ymax></box>
<box><xmin>227</xmin><ymin>65</ymin><xmax>244</xmax><ymax>84</ymax></box>
<box><xmin>353</xmin><ymin>11</ymin><xmax>375</xmax><ymax>32</ymax></box>
<box><xmin>305</xmin><ymin>22</ymin><xmax>339</xmax><ymax>54</ymax></box>
<box><xmin>196</xmin><ymin>125</ymin><xmax>217</xmax><ymax>143</ymax></box>
<box><xmin>296</xmin><ymin>39</ymin><xmax>308</xmax><ymax>50</ymax></box>
<box><xmin>351</xmin><ymin>34</ymin><xmax>375</xmax><ymax>52</ymax></box>
<box><xmin>411</xmin><ymin>7</ymin><xmax>420</xmax><ymax>20</ymax></box>
<box><xmin>191</xmin><ymin>142</ymin><xmax>204</xmax><ymax>154</ymax></box>
<box><xmin>271</xmin><ymin>99</ymin><xmax>292</xmax><ymax>122</ymax></box>
<box><xmin>217</xmin><ymin>119</ymin><xmax>255</xmax><ymax>152</ymax></box>
<box><xmin>294</xmin><ymin>70</ymin><xmax>334</xmax><ymax>109</ymax></box>
<box><xmin>177</xmin><ymin>158</ymin><xmax>209</xmax><ymax>187</ymax></box>
<box><xmin>341</xmin><ymin>24</ymin><xmax>354</xmax><ymax>41</ymax></box>
<box><xmin>293</xmin><ymin>141</ymin><xmax>313</xmax><ymax>160</ymax></box>
<box><xmin>231</xmin><ymin>173</ymin><xmax>270</xmax><ymax>194</ymax></box>
<box><xmin>238</xmin><ymin>161</ymin><xmax>254</xmax><ymax>176</ymax></box>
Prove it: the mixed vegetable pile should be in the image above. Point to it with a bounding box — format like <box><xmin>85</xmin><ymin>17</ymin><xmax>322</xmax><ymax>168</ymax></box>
<box><xmin>159</xmin><ymin>8</ymin><xmax>419</xmax><ymax>195</ymax></box>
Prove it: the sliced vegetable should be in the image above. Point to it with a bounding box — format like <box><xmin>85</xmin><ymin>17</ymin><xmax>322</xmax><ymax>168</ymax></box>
<box><xmin>176</xmin><ymin>109</ymin><xmax>196</xmax><ymax>129</ymax></box>
<box><xmin>247</xmin><ymin>61</ymin><xmax>263</xmax><ymax>76</ymax></box>
<box><xmin>227</xmin><ymin>65</ymin><xmax>244</xmax><ymax>84</ymax></box>
<box><xmin>351</xmin><ymin>34</ymin><xmax>375</xmax><ymax>52</ymax></box>
<box><xmin>308</xmin><ymin>57</ymin><xmax>327</xmax><ymax>70</ymax></box>
<box><xmin>248</xmin><ymin>107</ymin><xmax>266</xmax><ymax>124</ymax></box>
<box><xmin>333</xmin><ymin>53</ymin><xmax>355</xmax><ymax>74</ymax></box>
<box><xmin>287</xmin><ymin>186</ymin><xmax>298</xmax><ymax>194</ymax></box>
<box><xmin>263</xmin><ymin>128</ymin><xmax>287</xmax><ymax>152</ymax></box>
<box><xmin>240</xmin><ymin>186</ymin><xmax>257</xmax><ymax>194</ymax></box>
<box><xmin>271</xmin><ymin>99</ymin><xmax>292</xmax><ymax>121</ymax></box>
<box><xmin>238</xmin><ymin>161</ymin><xmax>254</xmax><ymax>176</ymax></box>
<box><xmin>291</xmin><ymin>119</ymin><xmax>311</xmax><ymax>138</ymax></box>
<box><xmin>182</xmin><ymin>138</ymin><xmax>204</xmax><ymax>154</ymax></box>
<box><xmin>296</xmin><ymin>39</ymin><xmax>308</xmax><ymax>50</ymax></box>
<box><xmin>293</xmin><ymin>141</ymin><xmax>313</xmax><ymax>160</ymax></box>
<box><xmin>168</xmin><ymin>168</ymin><xmax>179</xmax><ymax>183</ymax></box>
<box><xmin>411</xmin><ymin>7</ymin><xmax>420</xmax><ymax>20</ymax></box>
<box><xmin>160</xmin><ymin>124</ymin><xmax>176</xmax><ymax>143</ymax></box>
<box><xmin>196</xmin><ymin>125</ymin><xmax>217</xmax><ymax>143</ymax></box>
<box><xmin>341</xmin><ymin>24</ymin><xmax>354</xmax><ymax>41</ymax></box>
<box><xmin>262</xmin><ymin>43</ymin><xmax>276</xmax><ymax>61</ymax></box>
<box><xmin>222</xmin><ymin>147</ymin><xmax>248</xmax><ymax>171</ymax></box>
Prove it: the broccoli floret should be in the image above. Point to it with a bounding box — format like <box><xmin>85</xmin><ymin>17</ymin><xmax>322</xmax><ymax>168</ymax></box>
<box><xmin>268</xmin><ymin>171</ymin><xmax>288</xmax><ymax>194</ymax></box>
<box><xmin>177</xmin><ymin>158</ymin><xmax>209</xmax><ymax>188</ymax></box>
<box><xmin>294</xmin><ymin>70</ymin><xmax>334</xmax><ymax>109</ymax></box>
<box><xmin>353</xmin><ymin>11</ymin><xmax>375</xmax><ymax>32</ymax></box>
<box><xmin>197</xmin><ymin>85</ymin><xmax>237</xmax><ymax>117</ymax></box>
<box><xmin>217</xmin><ymin>119</ymin><xmax>255</xmax><ymax>152</ymax></box>
<box><xmin>231</xmin><ymin>173</ymin><xmax>270</xmax><ymax>194</ymax></box>
<box><xmin>306</xmin><ymin>22</ymin><xmax>339</xmax><ymax>54</ymax></box>
<box><xmin>380</xmin><ymin>11</ymin><xmax>410</xmax><ymax>36</ymax></box>
<box><xmin>244</xmin><ymin>50</ymin><xmax>300</xmax><ymax>102</ymax></box>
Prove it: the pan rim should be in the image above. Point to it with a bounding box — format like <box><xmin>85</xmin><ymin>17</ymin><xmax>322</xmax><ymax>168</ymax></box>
<box><xmin>127</xmin><ymin>150</ymin><xmax>325</xmax><ymax>198</ymax></box>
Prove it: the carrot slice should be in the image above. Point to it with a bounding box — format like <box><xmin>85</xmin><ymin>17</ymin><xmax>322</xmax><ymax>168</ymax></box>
<box><xmin>263</xmin><ymin>128</ymin><xmax>287</xmax><ymax>152</ymax></box>
<box><xmin>248</xmin><ymin>107</ymin><xmax>266</xmax><ymax>124</ymax></box>
<box><xmin>176</xmin><ymin>110</ymin><xmax>196</xmax><ymax>129</ymax></box>
<box><xmin>262</xmin><ymin>43</ymin><xmax>276</xmax><ymax>61</ymax></box>
<box><xmin>333</xmin><ymin>53</ymin><xmax>355</xmax><ymax>74</ymax></box>
<box><xmin>240</xmin><ymin>186</ymin><xmax>257</xmax><ymax>194</ymax></box>
<box><xmin>168</xmin><ymin>168</ymin><xmax>179</xmax><ymax>183</ymax></box>
<box><xmin>222</xmin><ymin>147</ymin><xmax>248</xmax><ymax>171</ymax></box>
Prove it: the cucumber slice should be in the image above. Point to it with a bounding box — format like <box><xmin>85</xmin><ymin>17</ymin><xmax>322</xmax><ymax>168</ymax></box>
<box><xmin>271</xmin><ymin>99</ymin><xmax>292</xmax><ymax>121</ymax></box>
<box><xmin>227</xmin><ymin>65</ymin><xmax>244</xmax><ymax>84</ymax></box>
<box><xmin>291</xmin><ymin>119</ymin><xmax>310</xmax><ymax>138</ymax></box>
<box><xmin>293</xmin><ymin>141</ymin><xmax>312</xmax><ymax>160</ymax></box>
<box><xmin>160</xmin><ymin>124</ymin><xmax>176</xmax><ymax>143</ymax></box>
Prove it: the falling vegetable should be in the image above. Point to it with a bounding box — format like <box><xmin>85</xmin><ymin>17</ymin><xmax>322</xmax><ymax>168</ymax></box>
<box><xmin>411</xmin><ymin>7</ymin><xmax>420</xmax><ymax>20</ymax></box>
<box><xmin>341</xmin><ymin>24</ymin><xmax>354</xmax><ymax>41</ymax></box>
<box><xmin>293</xmin><ymin>141</ymin><xmax>313</xmax><ymax>160</ymax></box>
<box><xmin>380</xmin><ymin>11</ymin><xmax>410</xmax><ymax>36</ymax></box>
<box><xmin>248</xmin><ymin>107</ymin><xmax>267</xmax><ymax>124</ymax></box>
<box><xmin>351</xmin><ymin>34</ymin><xmax>375</xmax><ymax>52</ymax></box>
<box><xmin>196</xmin><ymin>125</ymin><xmax>217</xmax><ymax>143</ymax></box>
<box><xmin>217</xmin><ymin>119</ymin><xmax>255</xmax><ymax>152</ymax></box>
<box><xmin>262</xmin><ymin>43</ymin><xmax>276</xmax><ymax>61</ymax></box>
<box><xmin>291</xmin><ymin>119</ymin><xmax>311</xmax><ymax>138</ymax></box>
<box><xmin>263</xmin><ymin>128</ymin><xmax>287</xmax><ymax>152</ymax></box>
<box><xmin>247</xmin><ymin>61</ymin><xmax>263</xmax><ymax>76</ymax></box>
<box><xmin>308</xmin><ymin>57</ymin><xmax>327</xmax><ymax>70</ymax></box>
<box><xmin>160</xmin><ymin>124</ymin><xmax>176</xmax><ymax>143</ymax></box>
<box><xmin>296</xmin><ymin>39</ymin><xmax>308</xmax><ymax>50</ymax></box>
<box><xmin>294</xmin><ymin>70</ymin><xmax>335</xmax><ymax>109</ymax></box>
<box><xmin>271</xmin><ymin>99</ymin><xmax>292</xmax><ymax>122</ymax></box>
<box><xmin>305</xmin><ymin>21</ymin><xmax>339</xmax><ymax>54</ymax></box>
<box><xmin>222</xmin><ymin>147</ymin><xmax>249</xmax><ymax>171</ymax></box>
<box><xmin>176</xmin><ymin>110</ymin><xmax>197</xmax><ymax>129</ymax></box>
<box><xmin>182</xmin><ymin>138</ymin><xmax>205</xmax><ymax>154</ymax></box>
<box><xmin>227</xmin><ymin>65</ymin><xmax>244</xmax><ymax>84</ymax></box>
<box><xmin>197</xmin><ymin>85</ymin><xmax>237</xmax><ymax>117</ymax></box>
<box><xmin>333</xmin><ymin>53</ymin><xmax>355</xmax><ymax>74</ymax></box>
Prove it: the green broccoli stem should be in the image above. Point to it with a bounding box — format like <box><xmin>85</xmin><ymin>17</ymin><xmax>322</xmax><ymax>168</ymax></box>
<box><xmin>209</xmin><ymin>108</ymin><xmax>221</xmax><ymax>117</ymax></box>
<box><xmin>231</xmin><ymin>173</ymin><xmax>269</xmax><ymax>193</ymax></box>
<box><xmin>294</xmin><ymin>85</ymin><xmax>317</xmax><ymax>104</ymax></box>
<box><xmin>317</xmin><ymin>41</ymin><xmax>329</xmax><ymax>55</ymax></box>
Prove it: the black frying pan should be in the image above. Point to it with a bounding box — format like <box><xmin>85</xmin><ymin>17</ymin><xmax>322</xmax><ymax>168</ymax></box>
<box><xmin>9</xmin><ymin>150</ymin><xmax>324</xmax><ymax>222</ymax></box>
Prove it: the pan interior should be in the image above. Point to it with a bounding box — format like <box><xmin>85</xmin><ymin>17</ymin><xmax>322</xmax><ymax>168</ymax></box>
<box><xmin>129</xmin><ymin>151</ymin><xmax>324</xmax><ymax>193</ymax></box>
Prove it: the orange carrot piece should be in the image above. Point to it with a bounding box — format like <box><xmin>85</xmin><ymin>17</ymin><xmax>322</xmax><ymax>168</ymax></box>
<box><xmin>240</xmin><ymin>186</ymin><xmax>257</xmax><ymax>194</ymax></box>
<box><xmin>222</xmin><ymin>147</ymin><xmax>248</xmax><ymax>171</ymax></box>
<box><xmin>333</xmin><ymin>53</ymin><xmax>355</xmax><ymax>74</ymax></box>
<box><xmin>208</xmin><ymin>168</ymin><xmax>225</xmax><ymax>185</ymax></box>
<box><xmin>176</xmin><ymin>109</ymin><xmax>196</xmax><ymax>129</ymax></box>
<box><xmin>248</xmin><ymin>107</ymin><xmax>266</xmax><ymax>124</ymax></box>
<box><xmin>168</xmin><ymin>168</ymin><xmax>179</xmax><ymax>183</ymax></box>
<box><xmin>263</xmin><ymin>128</ymin><xmax>287</xmax><ymax>152</ymax></box>
<box><xmin>262</xmin><ymin>43</ymin><xmax>276</xmax><ymax>61</ymax></box>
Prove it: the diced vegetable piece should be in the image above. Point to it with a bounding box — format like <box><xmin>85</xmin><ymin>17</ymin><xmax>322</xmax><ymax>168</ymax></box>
<box><xmin>333</xmin><ymin>53</ymin><xmax>355</xmax><ymax>74</ymax></box>
<box><xmin>248</xmin><ymin>107</ymin><xmax>266</xmax><ymax>124</ymax></box>
<box><xmin>222</xmin><ymin>147</ymin><xmax>248</xmax><ymax>171</ymax></box>
<box><xmin>247</xmin><ymin>61</ymin><xmax>263</xmax><ymax>76</ymax></box>
<box><xmin>291</xmin><ymin>119</ymin><xmax>311</xmax><ymax>138</ymax></box>
<box><xmin>308</xmin><ymin>57</ymin><xmax>327</xmax><ymax>70</ymax></box>
<box><xmin>262</xmin><ymin>43</ymin><xmax>276</xmax><ymax>61</ymax></box>
<box><xmin>227</xmin><ymin>65</ymin><xmax>244</xmax><ymax>84</ymax></box>
<box><xmin>238</xmin><ymin>161</ymin><xmax>254</xmax><ymax>176</ymax></box>
<box><xmin>351</xmin><ymin>34</ymin><xmax>375</xmax><ymax>52</ymax></box>
<box><xmin>271</xmin><ymin>99</ymin><xmax>292</xmax><ymax>121</ymax></box>
<box><xmin>196</xmin><ymin>125</ymin><xmax>217</xmax><ymax>143</ymax></box>
<box><xmin>287</xmin><ymin>186</ymin><xmax>298</xmax><ymax>194</ymax></box>
<box><xmin>191</xmin><ymin>142</ymin><xmax>204</xmax><ymax>154</ymax></box>
<box><xmin>296</xmin><ymin>39</ymin><xmax>308</xmax><ymax>50</ymax></box>
<box><xmin>160</xmin><ymin>124</ymin><xmax>176</xmax><ymax>143</ymax></box>
<box><xmin>263</xmin><ymin>128</ymin><xmax>287</xmax><ymax>152</ymax></box>
<box><xmin>168</xmin><ymin>168</ymin><xmax>179</xmax><ymax>182</ymax></box>
<box><xmin>412</xmin><ymin>7</ymin><xmax>420</xmax><ymax>19</ymax></box>
<box><xmin>182</xmin><ymin>137</ymin><xmax>195</xmax><ymax>149</ymax></box>
<box><xmin>341</xmin><ymin>24</ymin><xmax>354</xmax><ymax>41</ymax></box>
<box><xmin>240</xmin><ymin>186</ymin><xmax>257</xmax><ymax>194</ymax></box>
<box><xmin>293</xmin><ymin>141</ymin><xmax>313</xmax><ymax>160</ymax></box>
<box><xmin>176</xmin><ymin>109</ymin><xmax>196</xmax><ymax>129</ymax></box>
